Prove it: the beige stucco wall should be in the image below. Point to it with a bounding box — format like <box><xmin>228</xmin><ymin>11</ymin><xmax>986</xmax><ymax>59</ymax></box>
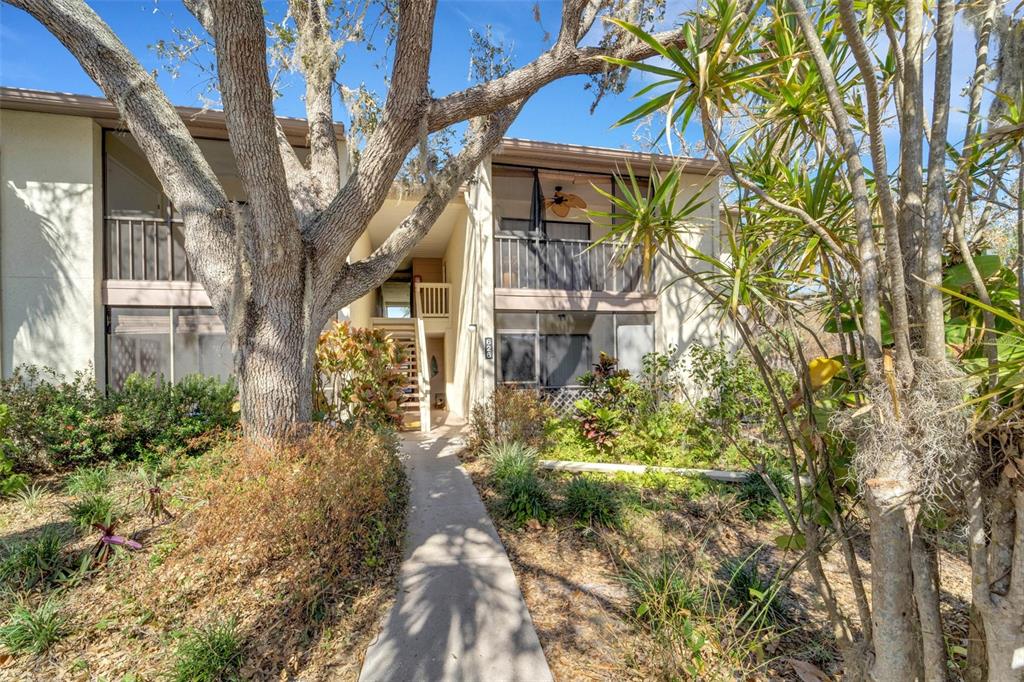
<box><xmin>654</xmin><ymin>173</ymin><xmax>732</xmax><ymax>359</ymax></box>
<box><xmin>445</xmin><ymin>160</ymin><xmax>496</xmax><ymax>418</ymax></box>
<box><xmin>0</xmin><ymin>110</ymin><xmax>103</xmax><ymax>383</ymax></box>
<box><xmin>343</xmin><ymin>231</ymin><xmax>375</xmax><ymax>328</ymax></box>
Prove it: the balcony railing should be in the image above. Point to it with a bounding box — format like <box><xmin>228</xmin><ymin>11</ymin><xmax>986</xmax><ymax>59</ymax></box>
<box><xmin>105</xmin><ymin>215</ymin><xmax>193</xmax><ymax>281</ymax></box>
<box><xmin>494</xmin><ymin>235</ymin><xmax>644</xmax><ymax>292</ymax></box>
<box><xmin>414</xmin><ymin>282</ymin><xmax>450</xmax><ymax>318</ymax></box>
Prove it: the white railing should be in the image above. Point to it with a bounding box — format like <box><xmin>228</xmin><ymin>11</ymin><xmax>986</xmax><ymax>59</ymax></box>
<box><xmin>105</xmin><ymin>215</ymin><xmax>193</xmax><ymax>281</ymax></box>
<box><xmin>414</xmin><ymin>317</ymin><xmax>431</xmax><ymax>433</ymax></box>
<box><xmin>415</xmin><ymin>282</ymin><xmax>451</xmax><ymax>318</ymax></box>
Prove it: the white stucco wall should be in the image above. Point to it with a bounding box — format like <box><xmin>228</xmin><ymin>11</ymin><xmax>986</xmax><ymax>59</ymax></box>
<box><xmin>446</xmin><ymin>160</ymin><xmax>496</xmax><ymax>418</ymax></box>
<box><xmin>654</xmin><ymin>173</ymin><xmax>733</xmax><ymax>359</ymax></box>
<box><xmin>0</xmin><ymin>110</ymin><xmax>103</xmax><ymax>382</ymax></box>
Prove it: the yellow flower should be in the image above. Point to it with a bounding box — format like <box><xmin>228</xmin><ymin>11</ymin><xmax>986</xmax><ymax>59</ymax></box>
<box><xmin>808</xmin><ymin>357</ymin><xmax>842</xmax><ymax>390</ymax></box>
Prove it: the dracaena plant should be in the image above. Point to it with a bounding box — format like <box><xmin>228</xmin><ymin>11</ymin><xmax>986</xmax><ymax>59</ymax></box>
<box><xmin>601</xmin><ymin>0</ymin><xmax>1024</xmax><ymax>676</ymax></box>
<box><xmin>587</xmin><ymin>163</ymin><xmax>710</xmax><ymax>292</ymax></box>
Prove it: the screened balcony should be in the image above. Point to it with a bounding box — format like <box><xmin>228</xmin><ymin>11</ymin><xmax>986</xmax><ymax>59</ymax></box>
<box><xmin>494</xmin><ymin>220</ymin><xmax>644</xmax><ymax>292</ymax></box>
<box><xmin>492</xmin><ymin>164</ymin><xmax>649</xmax><ymax>294</ymax></box>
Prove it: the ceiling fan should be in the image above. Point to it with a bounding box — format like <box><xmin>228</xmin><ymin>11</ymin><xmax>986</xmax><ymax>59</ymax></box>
<box><xmin>544</xmin><ymin>185</ymin><xmax>587</xmax><ymax>217</ymax></box>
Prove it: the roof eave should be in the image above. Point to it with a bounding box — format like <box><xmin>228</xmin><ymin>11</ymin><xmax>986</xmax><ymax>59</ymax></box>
<box><xmin>0</xmin><ymin>87</ymin><xmax>343</xmax><ymax>147</ymax></box>
<box><xmin>493</xmin><ymin>137</ymin><xmax>721</xmax><ymax>177</ymax></box>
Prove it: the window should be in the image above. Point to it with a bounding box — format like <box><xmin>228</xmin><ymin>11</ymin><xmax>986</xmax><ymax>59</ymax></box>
<box><xmin>107</xmin><ymin>306</ymin><xmax>232</xmax><ymax>389</ymax></box>
<box><xmin>495</xmin><ymin>311</ymin><xmax>655</xmax><ymax>387</ymax></box>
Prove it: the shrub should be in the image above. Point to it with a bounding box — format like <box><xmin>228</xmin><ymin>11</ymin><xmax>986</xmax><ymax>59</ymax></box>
<box><xmin>573</xmin><ymin>398</ymin><xmax>621</xmax><ymax>450</ymax></box>
<box><xmin>0</xmin><ymin>596</ymin><xmax>67</xmax><ymax>654</ymax></box>
<box><xmin>0</xmin><ymin>366</ymin><xmax>238</xmax><ymax>469</ymax></box>
<box><xmin>68</xmin><ymin>494</ymin><xmax>117</xmax><ymax>531</ymax></box>
<box><xmin>482</xmin><ymin>441</ymin><xmax>550</xmax><ymax>524</ymax></box>
<box><xmin>171</xmin><ymin>616</ymin><xmax>243</xmax><ymax>682</ymax></box>
<box><xmin>469</xmin><ymin>386</ymin><xmax>554</xmax><ymax>450</ymax></box>
<box><xmin>158</xmin><ymin>425</ymin><xmax>406</xmax><ymax>643</ymax></box>
<box><xmin>483</xmin><ymin>440</ymin><xmax>540</xmax><ymax>481</ymax></box>
<box><xmin>0</xmin><ymin>404</ymin><xmax>28</xmax><ymax>496</ymax></box>
<box><xmin>0</xmin><ymin>529</ymin><xmax>68</xmax><ymax>591</ymax></box>
<box><xmin>561</xmin><ymin>476</ymin><xmax>622</xmax><ymax>528</ymax></box>
<box><xmin>498</xmin><ymin>470</ymin><xmax>550</xmax><ymax>526</ymax></box>
<box><xmin>315</xmin><ymin>321</ymin><xmax>408</xmax><ymax>428</ymax></box>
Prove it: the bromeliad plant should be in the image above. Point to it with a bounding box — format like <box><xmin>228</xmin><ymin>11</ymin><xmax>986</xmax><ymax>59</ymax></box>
<box><xmin>89</xmin><ymin>520</ymin><xmax>143</xmax><ymax>566</ymax></box>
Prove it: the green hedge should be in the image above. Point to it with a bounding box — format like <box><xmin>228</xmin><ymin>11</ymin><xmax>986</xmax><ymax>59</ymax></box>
<box><xmin>0</xmin><ymin>366</ymin><xmax>238</xmax><ymax>470</ymax></box>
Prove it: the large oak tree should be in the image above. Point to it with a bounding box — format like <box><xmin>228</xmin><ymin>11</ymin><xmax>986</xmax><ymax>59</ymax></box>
<box><xmin>6</xmin><ymin>0</ymin><xmax>684</xmax><ymax>436</ymax></box>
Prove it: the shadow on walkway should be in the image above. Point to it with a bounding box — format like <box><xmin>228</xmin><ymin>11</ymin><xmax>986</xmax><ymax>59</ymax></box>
<box><xmin>359</xmin><ymin>427</ymin><xmax>552</xmax><ymax>682</ymax></box>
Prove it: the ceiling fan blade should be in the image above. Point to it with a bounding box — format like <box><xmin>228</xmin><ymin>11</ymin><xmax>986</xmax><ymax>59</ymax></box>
<box><xmin>567</xmin><ymin>195</ymin><xmax>588</xmax><ymax>209</ymax></box>
<box><xmin>551</xmin><ymin>203</ymin><xmax>571</xmax><ymax>217</ymax></box>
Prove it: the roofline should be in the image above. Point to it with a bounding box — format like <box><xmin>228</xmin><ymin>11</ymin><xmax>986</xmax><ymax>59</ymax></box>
<box><xmin>0</xmin><ymin>88</ymin><xmax>720</xmax><ymax>174</ymax></box>
<box><xmin>0</xmin><ymin>87</ymin><xmax>341</xmax><ymax>147</ymax></box>
<box><xmin>493</xmin><ymin>138</ymin><xmax>720</xmax><ymax>177</ymax></box>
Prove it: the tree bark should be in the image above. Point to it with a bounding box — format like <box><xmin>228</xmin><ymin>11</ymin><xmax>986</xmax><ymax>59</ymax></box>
<box><xmin>921</xmin><ymin>0</ymin><xmax>955</xmax><ymax>362</ymax></box>
<box><xmin>899</xmin><ymin>0</ymin><xmax>926</xmax><ymax>311</ymax></box>
<box><xmin>911</xmin><ymin>525</ymin><xmax>949</xmax><ymax>681</ymax></box>
<box><xmin>866</xmin><ymin>479</ymin><xmax>926</xmax><ymax>680</ymax></box>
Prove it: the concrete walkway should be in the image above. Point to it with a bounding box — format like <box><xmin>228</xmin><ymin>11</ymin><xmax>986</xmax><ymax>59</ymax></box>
<box><xmin>359</xmin><ymin>426</ymin><xmax>553</xmax><ymax>682</ymax></box>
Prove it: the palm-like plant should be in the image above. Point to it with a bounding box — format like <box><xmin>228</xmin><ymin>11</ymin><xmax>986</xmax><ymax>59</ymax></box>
<box><xmin>604</xmin><ymin>0</ymin><xmax>776</xmax><ymax>137</ymax></box>
<box><xmin>587</xmin><ymin>164</ymin><xmax>709</xmax><ymax>292</ymax></box>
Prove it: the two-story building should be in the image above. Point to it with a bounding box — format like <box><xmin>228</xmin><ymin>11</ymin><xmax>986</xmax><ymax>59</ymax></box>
<box><xmin>0</xmin><ymin>87</ymin><xmax>726</xmax><ymax>431</ymax></box>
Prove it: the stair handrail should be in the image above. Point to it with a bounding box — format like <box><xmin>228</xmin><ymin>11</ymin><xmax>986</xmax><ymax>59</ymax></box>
<box><xmin>414</xmin><ymin>317</ymin><xmax>431</xmax><ymax>433</ymax></box>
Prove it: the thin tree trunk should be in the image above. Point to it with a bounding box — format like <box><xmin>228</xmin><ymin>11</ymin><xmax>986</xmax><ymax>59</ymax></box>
<box><xmin>921</xmin><ymin>0</ymin><xmax>955</xmax><ymax>362</ymax></box>
<box><xmin>900</xmin><ymin>0</ymin><xmax>926</xmax><ymax>310</ymax></box>
<box><xmin>866</xmin><ymin>478</ymin><xmax>925</xmax><ymax>681</ymax></box>
<box><xmin>1018</xmin><ymin>144</ymin><xmax>1024</xmax><ymax>316</ymax></box>
<box><xmin>912</xmin><ymin>525</ymin><xmax>949</xmax><ymax>681</ymax></box>
<box><xmin>836</xmin><ymin>0</ymin><xmax>913</xmax><ymax>379</ymax></box>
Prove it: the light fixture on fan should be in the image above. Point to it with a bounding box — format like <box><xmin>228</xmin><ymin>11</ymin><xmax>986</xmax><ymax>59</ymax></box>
<box><xmin>544</xmin><ymin>185</ymin><xmax>587</xmax><ymax>217</ymax></box>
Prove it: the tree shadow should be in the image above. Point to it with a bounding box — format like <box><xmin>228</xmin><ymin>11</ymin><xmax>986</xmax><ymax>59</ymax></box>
<box><xmin>3</xmin><ymin>178</ymin><xmax>95</xmax><ymax>377</ymax></box>
<box><xmin>357</xmin><ymin>430</ymin><xmax>551</xmax><ymax>682</ymax></box>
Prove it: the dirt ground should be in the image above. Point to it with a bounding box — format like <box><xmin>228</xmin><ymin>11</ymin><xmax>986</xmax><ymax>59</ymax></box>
<box><xmin>0</xmin><ymin>463</ymin><xmax>402</xmax><ymax>681</ymax></box>
<box><xmin>459</xmin><ymin>449</ymin><xmax>974</xmax><ymax>681</ymax></box>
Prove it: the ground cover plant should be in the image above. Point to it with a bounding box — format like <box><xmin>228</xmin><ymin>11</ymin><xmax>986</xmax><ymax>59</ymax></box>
<box><xmin>461</xmin><ymin>432</ymin><xmax>975</xmax><ymax>679</ymax></box>
<box><xmin>0</xmin><ymin>378</ymin><xmax>407</xmax><ymax>680</ymax></box>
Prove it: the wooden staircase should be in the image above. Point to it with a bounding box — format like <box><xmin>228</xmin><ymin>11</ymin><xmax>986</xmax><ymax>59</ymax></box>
<box><xmin>371</xmin><ymin>318</ymin><xmax>422</xmax><ymax>430</ymax></box>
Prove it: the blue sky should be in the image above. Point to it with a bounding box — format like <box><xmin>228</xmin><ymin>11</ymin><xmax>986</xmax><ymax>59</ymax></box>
<box><xmin>0</xmin><ymin>1</ymin><xmax>682</xmax><ymax>151</ymax></box>
<box><xmin>0</xmin><ymin>1</ymin><xmax>987</xmax><ymax>160</ymax></box>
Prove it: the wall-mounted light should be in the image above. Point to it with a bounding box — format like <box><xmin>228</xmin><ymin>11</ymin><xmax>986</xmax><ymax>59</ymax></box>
<box><xmin>468</xmin><ymin>323</ymin><xmax>478</xmax><ymax>332</ymax></box>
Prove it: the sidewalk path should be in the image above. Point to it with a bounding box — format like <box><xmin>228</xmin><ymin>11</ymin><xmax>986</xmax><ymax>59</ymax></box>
<box><xmin>359</xmin><ymin>426</ymin><xmax>553</xmax><ymax>682</ymax></box>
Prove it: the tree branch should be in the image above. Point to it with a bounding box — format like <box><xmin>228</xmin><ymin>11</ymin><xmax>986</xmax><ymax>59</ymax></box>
<box><xmin>6</xmin><ymin>0</ymin><xmax>237</xmax><ymax>312</ymax></box>
<box><xmin>292</xmin><ymin>0</ymin><xmax>340</xmax><ymax>202</ymax></box>
<box><xmin>427</xmin><ymin>23</ymin><xmax>688</xmax><ymax>132</ymax></box>
<box><xmin>305</xmin><ymin>0</ymin><xmax>437</xmax><ymax>278</ymax></box>
<box><xmin>322</xmin><ymin>100</ymin><xmax>525</xmax><ymax>316</ymax></box>
<box><xmin>184</xmin><ymin>0</ymin><xmax>313</xmax><ymax>216</ymax></box>
<box><xmin>210</xmin><ymin>0</ymin><xmax>301</xmax><ymax>269</ymax></box>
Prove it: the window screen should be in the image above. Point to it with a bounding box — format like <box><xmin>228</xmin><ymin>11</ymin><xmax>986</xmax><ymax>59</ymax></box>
<box><xmin>499</xmin><ymin>333</ymin><xmax>536</xmax><ymax>384</ymax></box>
<box><xmin>542</xmin><ymin>334</ymin><xmax>592</xmax><ymax>387</ymax></box>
